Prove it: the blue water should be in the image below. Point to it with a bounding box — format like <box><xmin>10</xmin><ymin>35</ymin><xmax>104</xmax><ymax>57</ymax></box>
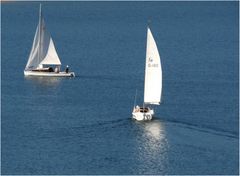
<box><xmin>1</xmin><ymin>1</ymin><xmax>239</xmax><ymax>175</ymax></box>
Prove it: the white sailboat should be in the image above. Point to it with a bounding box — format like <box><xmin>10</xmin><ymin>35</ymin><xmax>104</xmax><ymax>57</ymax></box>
<box><xmin>24</xmin><ymin>4</ymin><xmax>75</xmax><ymax>77</ymax></box>
<box><xmin>132</xmin><ymin>27</ymin><xmax>162</xmax><ymax>121</ymax></box>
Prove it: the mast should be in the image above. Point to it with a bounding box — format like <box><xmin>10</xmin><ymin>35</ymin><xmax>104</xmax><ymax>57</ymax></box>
<box><xmin>38</xmin><ymin>4</ymin><xmax>42</xmax><ymax>66</ymax></box>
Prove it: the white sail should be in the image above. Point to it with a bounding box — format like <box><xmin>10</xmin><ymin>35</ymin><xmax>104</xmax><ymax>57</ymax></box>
<box><xmin>25</xmin><ymin>5</ymin><xmax>61</xmax><ymax>71</ymax></box>
<box><xmin>25</xmin><ymin>24</ymin><xmax>41</xmax><ymax>70</ymax></box>
<box><xmin>39</xmin><ymin>38</ymin><xmax>61</xmax><ymax>66</ymax></box>
<box><xmin>144</xmin><ymin>27</ymin><xmax>162</xmax><ymax>105</ymax></box>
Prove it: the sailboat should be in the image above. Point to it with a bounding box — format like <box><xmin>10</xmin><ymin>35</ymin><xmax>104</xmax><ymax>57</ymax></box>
<box><xmin>24</xmin><ymin>4</ymin><xmax>75</xmax><ymax>77</ymax></box>
<box><xmin>132</xmin><ymin>26</ymin><xmax>162</xmax><ymax>121</ymax></box>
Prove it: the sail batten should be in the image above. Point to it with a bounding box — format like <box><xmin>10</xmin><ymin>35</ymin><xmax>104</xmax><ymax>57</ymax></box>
<box><xmin>144</xmin><ymin>27</ymin><xmax>162</xmax><ymax>105</ymax></box>
<box><xmin>25</xmin><ymin>5</ymin><xmax>61</xmax><ymax>71</ymax></box>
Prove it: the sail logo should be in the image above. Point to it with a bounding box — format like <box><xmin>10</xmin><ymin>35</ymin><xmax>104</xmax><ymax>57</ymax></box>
<box><xmin>148</xmin><ymin>57</ymin><xmax>153</xmax><ymax>62</ymax></box>
<box><xmin>148</xmin><ymin>57</ymin><xmax>158</xmax><ymax>67</ymax></box>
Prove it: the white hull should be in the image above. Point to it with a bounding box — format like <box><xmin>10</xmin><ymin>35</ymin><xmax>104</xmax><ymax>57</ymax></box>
<box><xmin>132</xmin><ymin>106</ymin><xmax>154</xmax><ymax>121</ymax></box>
<box><xmin>132</xmin><ymin>112</ymin><xmax>152</xmax><ymax>121</ymax></box>
<box><xmin>24</xmin><ymin>71</ymin><xmax>75</xmax><ymax>77</ymax></box>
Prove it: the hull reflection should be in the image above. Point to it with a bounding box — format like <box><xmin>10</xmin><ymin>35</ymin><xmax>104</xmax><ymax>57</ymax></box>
<box><xmin>134</xmin><ymin>119</ymin><xmax>169</xmax><ymax>174</ymax></box>
<box><xmin>24</xmin><ymin>76</ymin><xmax>62</xmax><ymax>87</ymax></box>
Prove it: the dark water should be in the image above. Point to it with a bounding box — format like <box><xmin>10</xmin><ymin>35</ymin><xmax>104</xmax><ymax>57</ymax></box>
<box><xmin>1</xmin><ymin>1</ymin><xmax>239</xmax><ymax>175</ymax></box>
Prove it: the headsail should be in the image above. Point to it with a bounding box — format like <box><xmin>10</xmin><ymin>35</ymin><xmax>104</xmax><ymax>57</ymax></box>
<box><xmin>39</xmin><ymin>37</ymin><xmax>61</xmax><ymax>66</ymax></box>
<box><xmin>25</xmin><ymin>5</ymin><xmax>61</xmax><ymax>71</ymax></box>
<box><xmin>144</xmin><ymin>27</ymin><xmax>162</xmax><ymax>105</ymax></box>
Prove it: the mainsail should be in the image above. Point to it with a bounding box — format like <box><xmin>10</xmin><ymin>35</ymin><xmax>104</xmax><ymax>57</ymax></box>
<box><xmin>144</xmin><ymin>27</ymin><xmax>162</xmax><ymax>105</ymax></box>
<box><xmin>25</xmin><ymin>5</ymin><xmax>61</xmax><ymax>71</ymax></box>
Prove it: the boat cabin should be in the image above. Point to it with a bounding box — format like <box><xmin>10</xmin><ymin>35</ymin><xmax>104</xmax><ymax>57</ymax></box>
<box><xmin>134</xmin><ymin>106</ymin><xmax>150</xmax><ymax>113</ymax></box>
<box><xmin>32</xmin><ymin>67</ymin><xmax>54</xmax><ymax>72</ymax></box>
<box><xmin>139</xmin><ymin>107</ymin><xmax>149</xmax><ymax>113</ymax></box>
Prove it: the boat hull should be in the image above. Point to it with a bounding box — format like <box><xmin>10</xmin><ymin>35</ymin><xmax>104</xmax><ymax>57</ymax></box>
<box><xmin>132</xmin><ymin>107</ymin><xmax>154</xmax><ymax>121</ymax></box>
<box><xmin>132</xmin><ymin>111</ymin><xmax>153</xmax><ymax>121</ymax></box>
<box><xmin>24</xmin><ymin>71</ymin><xmax>75</xmax><ymax>77</ymax></box>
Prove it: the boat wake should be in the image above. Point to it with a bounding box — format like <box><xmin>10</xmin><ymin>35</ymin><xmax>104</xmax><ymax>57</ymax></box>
<box><xmin>77</xmin><ymin>74</ymin><xmax>126</xmax><ymax>82</ymax></box>
<box><xmin>154</xmin><ymin>116</ymin><xmax>238</xmax><ymax>139</ymax></box>
<box><xmin>26</xmin><ymin>118</ymin><xmax>130</xmax><ymax>140</ymax></box>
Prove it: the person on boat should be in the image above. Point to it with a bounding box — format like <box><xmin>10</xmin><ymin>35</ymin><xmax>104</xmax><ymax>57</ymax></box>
<box><xmin>49</xmin><ymin>67</ymin><xmax>54</xmax><ymax>72</ymax></box>
<box><xmin>65</xmin><ymin>65</ymin><xmax>69</xmax><ymax>73</ymax></box>
<box><xmin>55</xmin><ymin>66</ymin><xmax>60</xmax><ymax>73</ymax></box>
<box><xmin>135</xmin><ymin>105</ymin><xmax>140</xmax><ymax>112</ymax></box>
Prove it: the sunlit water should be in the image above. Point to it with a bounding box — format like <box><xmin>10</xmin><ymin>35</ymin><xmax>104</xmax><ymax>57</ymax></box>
<box><xmin>1</xmin><ymin>1</ymin><xmax>238</xmax><ymax>175</ymax></box>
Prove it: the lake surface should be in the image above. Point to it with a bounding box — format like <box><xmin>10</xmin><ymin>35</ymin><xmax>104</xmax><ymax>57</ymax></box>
<box><xmin>1</xmin><ymin>1</ymin><xmax>239</xmax><ymax>175</ymax></box>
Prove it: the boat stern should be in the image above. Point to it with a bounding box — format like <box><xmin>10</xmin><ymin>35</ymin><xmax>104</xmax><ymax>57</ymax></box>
<box><xmin>132</xmin><ymin>111</ymin><xmax>152</xmax><ymax>121</ymax></box>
